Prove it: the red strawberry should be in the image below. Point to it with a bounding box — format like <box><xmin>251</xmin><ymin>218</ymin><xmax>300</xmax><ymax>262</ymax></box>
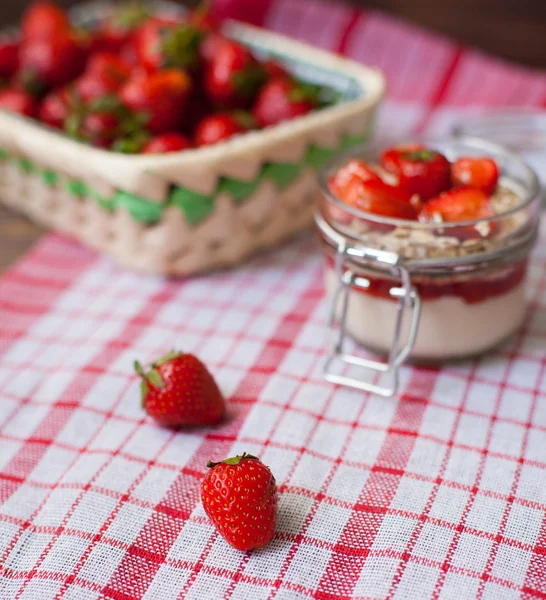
<box><xmin>79</xmin><ymin>111</ymin><xmax>121</xmax><ymax>148</ymax></box>
<box><xmin>187</xmin><ymin>3</ymin><xmax>220</xmax><ymax>31</ymax></box>
<box><xmin>19</xmin><ymin>33</ymin><xmax>88</xmax><ymax>93</ymax></box>
<box><xmin>342</xmin><ymin>178</ymin><xmax>418</xmax><ymax>220</ymax></box>
<box><xmin>195</xmin><ymin>111</ymin><xmax>254</xmax><ymax>146</ymax></box>
<box><xmin>134</xmin><ymin>17</ymin><xmax>204</xmax><ymax>73</ymax></box>
<box><xmin>381</xmin><ymin>144</ymin><xmax>451</xmax><ymax>201</ymax></box>
<box><xmin>143</xmin><ymin>132</ymin><xmax>192</xmax><ymax>153</ymax></box>
<box><xmin>451</xmin><ymin>157</ymin><xmax>499</xmax><ymax>195</ymax></box>
<box><xmin>75</xmin><ymin>53</ymin><xmax>132</xmax><ymax>102</ymax></box>
<box><xmin>120</xmin><ymin>69</ymin><xmax>191</xmax><ymax>134</ymax></box>
<box><xmin>22</xmin><ymin>0</ymin><xmax>70</xmax><ymax>41</ymax></box>
<box><xmin>205</xmin><ymin>40</ymin><xmax>266</xmax><ymax>107</ymax></box>
<box><xmin>0</xmin><ymin>88</ymin><xmax>37</xmax><ymax>117</ymax></box>
<box><xmin>38</xmin><ymin>87</ymin><xmax>73</xmax><ymax>128</ymax></box>
<box><xmin>328</xmin><ymin>159</ymin><xmax>382</xmax><ymax>202</ymax></box>
<box><xmin>263</xmin><ymin>59</ymin><xmax>290</xmax><ymax>80</ymax></box>
<box><xmin>134</xmin><ymin>351</ymin><xmax>225</xmax><ymax>427</ymax></box>
<box><xmin>201</xmin><ymin>453</ymin><xmax>278</xmax><ymax>551</ymax></box>
<box><xmin>91</xmin><ymin>3</ymin><xmax>151</xmax><ymax>55</ymax></box>
<box><xmin>420</xmin><ymin>187</ymin><xmax>494</xmax><ymax>224</ymax></box>
<box><xmin>0</xmin><ymin>41</ymin><xmax>20</xmax><ymax>79</ymax></box>
<box><xmin>253</xmin><ymin>78</ymin><xmax>319</xmax><ymax>128</ymax></box>
<box><xmin>200</xmin><ymin>31</ymin><xmax>228</xmax><ymax>64</ymax></box>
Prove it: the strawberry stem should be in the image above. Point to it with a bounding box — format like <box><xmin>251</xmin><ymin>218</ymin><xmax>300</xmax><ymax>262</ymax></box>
<box><xmin>134</xmin><ymin>360</ymin><xmax>146</xmax><ymax>378</ymax></box>
<box><xmin>133</xmin><ymin>360</ymin><xmax>165</xmax><ymax>388</ymax></box>
<box><xmin>207</xmin><ymin>452</ymin><xmax>259</xmax><ymax>468</ymax></box>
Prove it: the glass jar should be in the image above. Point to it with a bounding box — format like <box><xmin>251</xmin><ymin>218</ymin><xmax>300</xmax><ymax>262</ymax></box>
<box><xmin>316</xmin><ymin>136</ymin><xmax>541</xmax><ymax>397</ymax></box>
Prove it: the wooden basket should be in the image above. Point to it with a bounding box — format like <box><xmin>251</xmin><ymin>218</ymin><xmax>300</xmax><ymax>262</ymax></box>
<box><xmin>0</xmin><ymin>8</ymin><xmax>385</xmax><ymax>276</ymax></box>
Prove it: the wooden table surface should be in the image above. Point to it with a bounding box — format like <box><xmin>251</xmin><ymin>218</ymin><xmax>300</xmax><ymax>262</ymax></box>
<box><xmin>1</xmin><ymin>0</ymin><xmax>545</xmax><ymax>271</ymax></box>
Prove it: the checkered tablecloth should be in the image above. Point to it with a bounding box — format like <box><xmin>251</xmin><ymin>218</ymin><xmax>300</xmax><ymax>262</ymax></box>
<box><xmin>1</xmin><ymin>1</ymin><xmax>546</xmax><ymax>599</ymax></box>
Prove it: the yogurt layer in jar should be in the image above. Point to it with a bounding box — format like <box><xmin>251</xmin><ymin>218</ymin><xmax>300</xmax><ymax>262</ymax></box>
<box><xmin>317</xmin><ymin>137</ymin><xmax>541</xmax><ymax>391</ymax></box>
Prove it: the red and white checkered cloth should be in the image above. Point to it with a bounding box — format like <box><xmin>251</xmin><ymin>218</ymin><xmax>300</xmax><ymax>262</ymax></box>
<box><xmin>1</xmin><ymin>1</ymin><xmax>546</xmax><ymax>598</ymax></box>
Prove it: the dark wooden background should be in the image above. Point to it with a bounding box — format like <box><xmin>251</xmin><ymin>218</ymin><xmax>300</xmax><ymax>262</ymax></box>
<box><xmin>1</xmin><ymin>0</ymin><xmax>545</xmax><ymax>271</ymax></box>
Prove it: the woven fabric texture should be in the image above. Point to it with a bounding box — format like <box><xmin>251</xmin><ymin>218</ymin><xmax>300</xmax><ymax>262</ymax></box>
<box><xmin>1</xmin><ymin>0</ymin><xmax>546</xmax><ymax>598</ymax></box>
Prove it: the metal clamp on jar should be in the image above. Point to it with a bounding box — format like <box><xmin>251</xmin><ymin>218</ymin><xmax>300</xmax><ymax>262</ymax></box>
<box><xmin>316</xmin><ymin>137</ymin><xmax>542</xmax><ymax>397</ymax></box>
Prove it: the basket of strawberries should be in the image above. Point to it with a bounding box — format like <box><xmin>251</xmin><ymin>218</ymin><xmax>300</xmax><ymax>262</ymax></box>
<box><xmin>0</xmin><ymin>1</ymin><xmax>384</xmax><ymax>275</ymax></box>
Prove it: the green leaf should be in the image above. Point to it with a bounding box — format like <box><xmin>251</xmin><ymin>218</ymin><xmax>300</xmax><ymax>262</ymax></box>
<box><xmin>233</xmin><ymin>111</ymin><xmax>256</xmax><ymax>130</ymax></box>
<box><xmin>232</xmin><ymin>65</ymin><xmax>267</xmax><ymax>100</ymax></box>
<box><xmin>206</xmin><ymin>452</ymin><xmax>259</xmax><ymax>468</ymax></box>
<box><xmin>153</xmin><ymin>350</ymin><xmax>181</xmax><ymax>367</ymax></box>
<box><xmin>161</xmin><ymin>24</ymin><xmax>205</xmax><ymax>70</ymax></box>
<box><xmin>147</xmin><ymin>368</ymin><xmax>165</xmax><ymax>388</ymax></box>
<box><xmin>140</xmin><ymin>380</ymin><xmax>149</xmax><ymax>407</ymax></box>
<box><xmin>134</xmin><ymin>360</ymin><xmax>146</xmax><ymax>378</ymax></box>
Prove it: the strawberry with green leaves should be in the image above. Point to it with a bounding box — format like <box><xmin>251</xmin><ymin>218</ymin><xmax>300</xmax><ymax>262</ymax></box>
<box><xmin>19</xmin><ymin>32</ymin><xmax>88</xmax><ymax>94</ymax></box>
<box><xmin>134</xmin><ymin>16</ymin><xmax>205</xmax><ymax>73</ymax></box>
<box><xmin>21</xmin><ymin>0</ymin><xmax>70</xmax><ymax>41</ymax></box>
<box><xmin>39</xmin><ymin>87</ymin><xmax>74</xmax><ymax>128</ymax></box>
<box><xmin>135</xmin><ymin>350</ymin><xmax>225</xmax><ymax>427</ymax></box>
<box><xmin>120</xmin><ymin>69</ymin><xmax>191</xmax><ymax>134</ymax></box>
<box><xmin>91</xmin><ymin>2</ymin><xmax>150</xmax><ymax>55</ymax></box>
<box><xmin>195</xmin><ymin>111</ymin><xmax>255</xmax><ymax>146</ymax></box>
<box><xmin>201</xmin><ymin>453</ymin><xmax>278</xmax><ymax>551</ymax></box>
<box><xmin>253</xmin><ymin>77</ymin><xmax>321</xmax><ymax>128</ymax></box>
<box><xmin>205</xmin><ymin>40</ymin><xmax>266</xmax><ymax>108</ymax></box>
<box><xmin>75</xmin><ymin>53</ymin><xmax>132</xmax><ymax>102</ymax></box>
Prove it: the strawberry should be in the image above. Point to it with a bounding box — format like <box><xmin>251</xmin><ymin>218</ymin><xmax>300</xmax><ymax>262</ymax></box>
<box><xmin>341</xmin><ymin>178</ymin><xmax>418</xmax><ymax>220</ymax></box>
<box><xmin>120</xmin><ymin>69</ymin><xmax>191</xmax><ymax>134</ymax></box>
<box><xmin>19</xmin><ymin>33</ymin><xmax>88</xmax><ymax>93</ymax></box>
<box><xmin>91</xmin><ymin>3</ymin><xmax>150</xmax><ymax>55</ymax></box>
<box><xmin>195</xmin><ymin>111</ymin><xmax>254</xmax><ymax>146</ymax></box>
<box><xmin>380</xmin><ymin>144</ymin><xmax>451</xmax><ymax>201</ymax></box>
<box><xmin>75</xmin><ymin>53</ymin><xmax>132</xmax><ymax>102</ymax></box>
<box><xmin>143</xmin><ymin>132</ymin><xmax>192</xmax><ymax>153</ymax></box>
<box><xmin>253</xmin><ymin>78</ymin><xmax>319</xmax><ymax>128</ymax></box>
<box><xmin>0</xmin><ymin>88</ymin><xmax>37</xmax><ymax>117</ymax></box>
<box><xmin>263</xmin><ymin>59</ymin><xmax>290</xmax><ymax>80</ymax></box>
<box><xmin>328</xmin><ymin>159</ymin><xmax>382</xmax><ymax>202</ymax></box>
<box><xmin>79</xmin><ymin>111</ymin><xmax>122</xmax><ymax>148</ymax></box>
<box><xmin>38</xmin><ymin>87</ymin><xmax>73</xmax><ymax>128</ymax></box>
<box><xmin>22</xmin><ymin>0</ymin><xmax>70</xmax><ymax>41</ymax></box>
<box><xmin>451</xmin><ymin>157</ymin><xmax>499</xmax><ymax>195</ymax></box>
<box><xmin>205</xmin><ymin>40</ymin><xmax>266</xmax><ymax>107</ymax></box>
<box><xmin>200</xmin><ymin>31</ymin><xmax>228</xmax><ymax>64</ymax></box>
<box><xmin>0</xmin><ymin>41</ymin><xmax>20</xmax><ymax>79</ymax></box>
<box><xmin>187</xmin><ymin>3</ymin><xmax>220</xmax><ymax>31</ymax></box>
<box><xmin>134</xmin><ymin>350</ymin><xmax>225</xmax><ymax>427</ymax></box>
<box><xmin>201</xmin><ymin>453</ymin><xmax>278</xmax><ymax>551</ymax></box>
<box><xmin>134</xmin><ymin>17</ymin><xmax>204</xmax><ymax>73</ymax></box>
<box><xmin>420</xmin><ymin>187</ymin><xmax>494</xmax><ymax>224</ymax></box>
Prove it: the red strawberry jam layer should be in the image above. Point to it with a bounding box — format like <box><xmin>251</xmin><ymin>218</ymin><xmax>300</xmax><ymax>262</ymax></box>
<box><xmin>325</xmin><ymin>256</ymin><xmax>527</xmax><ymax>305</ymax></box>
